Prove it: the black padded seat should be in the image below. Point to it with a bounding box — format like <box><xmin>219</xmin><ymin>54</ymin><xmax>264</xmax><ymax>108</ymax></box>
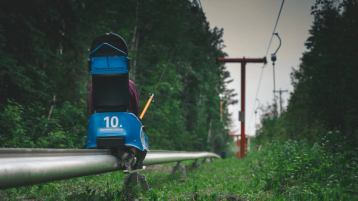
<box><xmin>92</xmin><ymin>74</ymin><xmax>129</xmax><ymax>112</ymax></box>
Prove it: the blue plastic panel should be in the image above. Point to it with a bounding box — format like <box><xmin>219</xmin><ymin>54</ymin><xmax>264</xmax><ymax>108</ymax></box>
<box><xmin>87</xmin><ymin>112</ymin><xmax>149</xmax><ymax>151</ymax></box>
<box><xmin>90</xmin><ymin>56</ymin><xmax>128</xmax><ymax>75</ymax></box>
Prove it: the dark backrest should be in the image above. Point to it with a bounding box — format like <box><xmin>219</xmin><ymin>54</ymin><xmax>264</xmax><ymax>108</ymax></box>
<box><xmin>90</xmin><ymin>33</ymin><xmax>129</xmax><ymax>113</ymax></box>
<box><xmin>92</xmin><ymin>75</ymin><xmax>129</xmax><ymax>112</ymax></box>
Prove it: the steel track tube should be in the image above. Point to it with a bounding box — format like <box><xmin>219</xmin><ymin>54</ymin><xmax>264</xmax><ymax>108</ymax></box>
<box><xmin>0</xmin><ymin>155</ymin><xmax>120</xmax><ymax>189</ymax></box>
<box><xmin>0</xmin><ymin>149</ymin><xmax>219</xmax><ymax>189</ymax></box>
<box><xmin>143</xmin><ymin>151</ymin><xmax>219</xmax><ymax>165</ymax></box>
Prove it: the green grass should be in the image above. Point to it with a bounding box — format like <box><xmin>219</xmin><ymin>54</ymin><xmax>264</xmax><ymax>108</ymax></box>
<box><xmin>0</xmin><ymin>159</ymin><xmax>262</xmax><ymax>201</ymax></box>
<box><xmin>142</xmin><ymin>158</ymin><xmax>277</xmax><ymax>201</ymax></box>
<box><xmin>0</xmin><ymin>171</ymin><xmax>125</xmax><ymax>201</ymax></box>
<box><xmin>1</xmin><ymin>141</ymin><xmax>356</xmax><ymax>201</ymax></box>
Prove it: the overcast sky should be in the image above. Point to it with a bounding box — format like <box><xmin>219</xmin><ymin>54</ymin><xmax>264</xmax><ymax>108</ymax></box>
<box><xmin>200</xmin><ymin>0</ymin><xmax>315</xmax><ymax>136</ymax></box>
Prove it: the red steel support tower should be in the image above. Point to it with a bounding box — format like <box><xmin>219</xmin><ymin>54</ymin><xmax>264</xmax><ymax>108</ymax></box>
<box><xmin>217</xmin><ymin>57</ymin><xmax>266</xmax><ymax>158</ymax></box>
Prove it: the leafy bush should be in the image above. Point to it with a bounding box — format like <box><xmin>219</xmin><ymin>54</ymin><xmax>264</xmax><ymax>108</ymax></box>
<box><xmin>0</xmin><ymin>100</ymin><xmax>33</xmax><ymax>147</ymax></box>
<box><xmin>0</xmin><ymin>100</ymin><xmax>86</xmax><ymax>148</ymax></box>
<box><xmin>249</xmin><ymin>140</ymin><xmax>357</xmax><ymax>201</ymax></box>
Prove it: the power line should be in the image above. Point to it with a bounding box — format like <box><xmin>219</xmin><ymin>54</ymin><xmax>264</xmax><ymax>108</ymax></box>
<box><xmin>254</xmin><ymin>0</ymin><xmax>285</xmax><ymax>102</ymax></box>
<box><xmin>271</xmin><ymin>33</ymin><xmax>282</xmax><ymax>116</ymax></box>
<box><xmin>252</xmin><ymin>0</ymin><xmax>285</xmax><ymax>125</ymax></box>
<box><xmin>253</xmin><ymin>64</ymin><xmax>266</xmax><ymax>105</ymax></box>
<box><xmin>251</xmin><ymin>63</ymin><xmax>266</xmax><ymax>129</ymax></box>
<box><xmin>264</xmin><ymin>0</ymin><xmax>285</xmax><ymax>56</ymax></box>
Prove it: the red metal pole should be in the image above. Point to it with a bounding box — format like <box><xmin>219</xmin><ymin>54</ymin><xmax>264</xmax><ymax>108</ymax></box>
<box><xmin>217</xmin><ymin>56</ymin><xmax>266</xmax><ymax>158</ymax></box>
<box><xmin>240</xmin><ymin>61</ymin><xmax>246</xmax><ymax>158</ymax></box>
<box><xmin>236</xmin><ymin>136</ymin><xmax>240</xmax><ymax>158</ymax></box>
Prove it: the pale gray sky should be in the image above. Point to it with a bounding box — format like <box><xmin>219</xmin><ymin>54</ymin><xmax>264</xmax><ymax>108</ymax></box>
<box><xmin>201</xmin><ymin>0</ymin><xmax>315</xmax><ymax>135</ymax></box>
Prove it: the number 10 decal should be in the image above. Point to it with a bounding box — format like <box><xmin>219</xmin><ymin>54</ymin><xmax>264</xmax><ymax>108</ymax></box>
<box><xmin>104</xmin><ymin>116</ymin><xmax>119</xmax><ymax>128</ymax></box>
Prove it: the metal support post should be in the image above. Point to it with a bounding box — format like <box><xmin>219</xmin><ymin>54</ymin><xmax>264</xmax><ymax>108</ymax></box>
<box><xmin>272</xmin><ymin>63</ymin><xmax>278</xmax><ymax>116</ymax></box>
<box><xmin>122</xmin><ymin>172</ymin><xmax>149</xmax><ymax>201</ymax></box>
<box><xmin>171</xmin><ymin>162</ymin><xmax>187</xmax><ymax>181</ymax></box>
<box><xmin>191</xmin><ymin>159</ymin><xmax>200</xmax><ymax>169</ymax></box>
<box><xmin>240</xmin><ymin>61</ymin><xmax>246</xmax><ymax>158</ymax></box>
<box><xmin>217</xmin><ymin>57</ymin><xmax>266</xmax><ymax>158</ymax></box>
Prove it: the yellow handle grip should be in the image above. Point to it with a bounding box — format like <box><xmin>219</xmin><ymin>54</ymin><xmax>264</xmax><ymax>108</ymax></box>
<box><xmin>139</xmin><ymin>94</ymin><xmax>154</xmax><ymax>120</ymax></box>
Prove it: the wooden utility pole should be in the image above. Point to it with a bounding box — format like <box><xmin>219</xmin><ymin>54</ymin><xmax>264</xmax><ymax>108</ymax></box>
<box><xmin>274</xmin><ymin>89</ymin><xmax>288</xmax><ymax>114</ymax></box>
<box><xmin>217</xmin><ymin>57</ymin><xmax>266</xmax><ymax>158</ymax></box>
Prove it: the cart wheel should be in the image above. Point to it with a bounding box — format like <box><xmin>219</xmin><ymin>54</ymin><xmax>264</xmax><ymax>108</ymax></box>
<box><xmin>134</xmin><ymin>150</ymin><xmax>146</xmax><ymax>169</ymax></box>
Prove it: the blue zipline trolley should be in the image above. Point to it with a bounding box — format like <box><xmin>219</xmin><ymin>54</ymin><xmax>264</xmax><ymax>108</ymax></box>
<box><xmin>86</xmin><ymin>33</ymin><xmax>148</xmax><ymax>169</ymax></box>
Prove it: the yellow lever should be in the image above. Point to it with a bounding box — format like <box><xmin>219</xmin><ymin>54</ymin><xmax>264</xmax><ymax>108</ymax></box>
<box><xmin>139</xmin><ymin>94</ymin><xmax>154</xmax><ymax>120</ymax></box>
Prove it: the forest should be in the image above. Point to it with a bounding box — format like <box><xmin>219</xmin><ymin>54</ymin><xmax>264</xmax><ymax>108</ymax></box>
<box><xmin>0</xmin><ymin>0</ymin><xmax>235</xmax><ymax>153</ymax></box>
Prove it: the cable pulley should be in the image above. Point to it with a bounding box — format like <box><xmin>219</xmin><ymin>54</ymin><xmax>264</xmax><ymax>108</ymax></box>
<box><xmin>271</xmin><ymin>33</ymin><xmax>282</xmax><ymax>65</ymax></box>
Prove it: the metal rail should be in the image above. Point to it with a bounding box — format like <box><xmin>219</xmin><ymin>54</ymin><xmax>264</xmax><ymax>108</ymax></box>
<box><xmin>0</xmin><ymin>148</ymin><xmax>219</xmax><ymax>189</ymax></box>
<box><xmin>144</xmin><ymin>150</ymin><xmax>219</xmax><ymax>165</ymax></box>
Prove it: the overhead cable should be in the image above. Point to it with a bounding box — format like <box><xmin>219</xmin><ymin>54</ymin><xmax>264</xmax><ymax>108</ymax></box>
<box><xmin>252</xmin><ymin>0</ymin><xmax>285</xmax><ymax>122</ymax></box>
<box><xmin>264</xmin><ymin>0</ymin><xmax>285</xmax><ymax>56</ymax></box>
